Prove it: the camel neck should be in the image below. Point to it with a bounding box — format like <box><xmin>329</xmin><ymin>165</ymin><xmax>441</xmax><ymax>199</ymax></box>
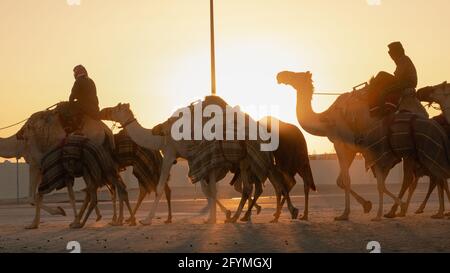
<box><xmin>124</xmin><ymin>121</ymin><xmax>164</xmax><ymax>151</ymax></box>
<box><xmin>295</xmin><ymin>87</ymin><xmax>328</xmax><ymax>137</ymax></box>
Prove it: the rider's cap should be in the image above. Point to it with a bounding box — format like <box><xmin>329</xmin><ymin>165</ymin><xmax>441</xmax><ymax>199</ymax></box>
<box><xmin>73</xmin><ymin>65</ymin><xmax>88</xmax><ymax>78</ymax></box>
<box><xmin>388</xmin><ymin>42</ymin><xmax>405</xmax><ymax>54</ymax></box>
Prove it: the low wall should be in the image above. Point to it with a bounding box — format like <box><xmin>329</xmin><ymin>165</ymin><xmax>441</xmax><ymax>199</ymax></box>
<box><xmin>0</xmin><ymin>158</ymin><xmax>419</xmax><ymax>200</ymax></box>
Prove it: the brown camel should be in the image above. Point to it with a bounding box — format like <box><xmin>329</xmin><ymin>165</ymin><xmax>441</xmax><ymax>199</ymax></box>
<box><xmin>277</xmin><ymin>71</ymin><xmax>448</xmax><ymax>220</ymax></box>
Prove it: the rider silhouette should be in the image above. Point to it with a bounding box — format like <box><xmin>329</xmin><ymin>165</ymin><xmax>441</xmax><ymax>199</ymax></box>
<box><xmin>371</xmin><ymin>42</ymin><xmax>418</xmax><ymax>115</ymax></box>
<box><xmin>69</xmin><ymin>65</ymin><xmax>100</xmax><ymax>120</ymax></box>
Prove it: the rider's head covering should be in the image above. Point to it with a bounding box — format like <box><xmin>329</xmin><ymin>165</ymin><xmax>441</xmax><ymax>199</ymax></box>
<box><xmin>388</xmin><ymin>42</ymin><xmax>405</xmax><ymax>55</ymax></box>
<box><xmin>73</xmin><ymin>65</ymin><xmax>88</xmax><ymax>79</ymax></box>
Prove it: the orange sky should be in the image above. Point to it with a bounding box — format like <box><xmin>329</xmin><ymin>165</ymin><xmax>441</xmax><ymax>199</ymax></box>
<box><xmin>1</xmin><ymin>0</ymin><xmax>449</xmax><ymax>156</ymax></box>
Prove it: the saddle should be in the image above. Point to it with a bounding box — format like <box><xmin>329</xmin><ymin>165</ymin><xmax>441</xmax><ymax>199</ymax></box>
<box><xmin>369</xmin><ymin>88</ymin><xmax>416</xmax><ymax>118</ymax></box>
<box><xmin>55</xmin><ymin>102</ymin><xmax>85</xmax><ymax>135</ymax></box>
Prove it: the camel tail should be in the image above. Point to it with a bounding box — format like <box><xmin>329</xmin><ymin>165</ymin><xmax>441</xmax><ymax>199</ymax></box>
<box><xmin>300</xmin><ymin>163</ymin><xmax>316</xmax><ymax>192</ymax></box>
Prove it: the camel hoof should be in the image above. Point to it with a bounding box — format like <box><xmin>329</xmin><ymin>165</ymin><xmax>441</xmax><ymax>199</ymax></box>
<box><xmin>70</xmin><ymin>222</ymin><xmax>83</xmax><ymax>229</ymax></box>
<box><xmin>431</xmin><ymin>214</ymin><xmax>444</xmax><ymax>219</ymax></box>
<box><xmin>334</xmin><ymin>214</ymin><xmax>349</xmax><ymax>221</ymax></box>
<box><xmin>139</xmin><ymin>219</ymin><xmax>152</xmax><ymax>226</ymax></box>
<box><xmin>445</xmin><ymin>212</ymin><xmax>450</xmax><ymax>217</ymax></box>
<box><xmin>225</xmin><ymin>218</ymin><xmax>237</xmax><ymax>224</ymax></box>
<box><xmin>128</xmin><ymin>218</ymin><xmax>137</xmax><ymax>226</ymax></box>
<box><xmin>291</xmin><ymin>208</ymin><xmax>299</xmax><ymax>220</ymax></box>
<box><xmin>25</xmin><ymin>223</ymin><xmax>39</xmax><ymax>229</ymax></box>
<box><xmin>299</xmin><ymin>215</ymin><xmax>308</xmax><ymax>221</ymax></box>
<box><xmin>256</xmin><ymin>206</ymin><xmax>262</xmax><ymax>215</ymax></box>
<box><xmin>96</xmin><ymin>215</ymin><xmax>102</xmax><ymax>222</ymax></box>
<box><xmin>270</xmin><ymin>219</ymin><xmax>279</xmax><ymax>224</ymax></box>
<box><xmin>384</xmin><ymin>212</ymin><xmax>396</xmax><ymax>219</ymax></box>
<box><xmin>415</xmin><ymin>209</ymin><xmax>424</xmax><ymax>214</ymax></box>
<box><xmin>363</xmin><ymin>201</ymin><xmax>372</xmax><ymax>214</ymax></box>
<box><xmin>164</xmin><ymin>219</ymin><xmax>172</xmax><ymax>224</ymax></box>
<box><xmin>371</xmin><ymin>217</ymin><xmax>382</xmax><ymax>222</ymax></box>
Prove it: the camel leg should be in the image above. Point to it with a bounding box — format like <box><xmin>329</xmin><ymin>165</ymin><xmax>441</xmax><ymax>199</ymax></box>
<box><xmin>70</xmin><ymin>190</ymin><xmax>90</xmax><ymax>228</ymax></box>
<box><xmin>140</xmin><ymin>151</ymin><xmax>175</xmax><ymax>226</ymax></box>
<box><xmin>270</xmin><ymin>189</ymin><xmax>282</xmax><ymax>223</ymax></box>
<box><xmin>28</xmin><ymin>164</ymin><xmax>66</xmax><ymax>217</ymax></box>
<box><xmin>116</xmin><ymin>175</ymin><xmax>136</xmax><ymax>226</ymax></box>
<box><xmin>164</xmin><ymin>184</ymin><xmax>173</xmax><ymax>224</ymax></box>
<box><xmin>203</xmin><ymin>170</ymin><xmax>218</xmax><ymax>224</ymax></box>
<box><xmin>74</xmin><ymin>187</ymin><xmax>98</xmax><ymax>229</ymax></box>
<box><xmin>385</xmin><ymin>161</ymin><xmax>415</xmax><ymax>218</ymax></box>
<box><xmin>126</xmin><ymin>184</ymin><xmax>146</xmax><ymax>223</ymax></box>
<box><xmin>334</xmin><ymin>144</ymin><xmax>352</xmax><ymax>221</ymax></box>
<box><xmin>372</xmin><ymin>167</ymin><xmax>396</xmax><ymax>221</ymax></box>
<box><xmin>25</xmin><ymin>164</ymin><xmax>45</xmax><ymax>229</ymax></box>
<box><xmin>415</xmin><ymin>179</ymin><xmax>436</xmax><ymax>214</ymax></box>
<box><xmin>226</xmin><ymin>184</ymin><xmax>251</xmax><ymax>223</ymax></box>
<box><xmin>226</xmin><ymin>161</ymin><xmax>251</xmax><ymax>223</ymax></box>
<box><xmin>431</xmin><ymin>178</ymin><xmax>445</xmax><ymax>219</ymax></box>
<box><xmin>272</xmin><ymin>170</ymin><xmax>298</xmax><ymax>220</ymax></box>
<box><xmin>216</xmin><ymin>199</ymin><xmax>232</xmax><ymax>220</ymax></box>
<box><xmin>300</xmin><ymin>181</ymin><xmax>310</xmax><ymax>221</ymax></box>
<box><xmin>397</xmin><ymin>174</ymin><xmax>419</xmax><ymax>217</ymax></box>
<box><xmin>241</xmin><ymin>181</ymin><xmax>263</xmax><ymax>222</ymax></box>
<box><xmin>66</xmin><ymin>181</ymin><xmax>78</xmax><ymax>224</ymax></box>
<box><xmin>25</xmin><ymin>192</ymin><xmax>43</xmax><ymax>229</ymax></box>
<box><xmin>201</xmin><ymin>179</ymin><xmax>231</xmax><ymax>219</ymax></box>
<box><xmin>444</xmin><ymin>181</ymin><xmax>450</xmax><ymax>217</ymax></box>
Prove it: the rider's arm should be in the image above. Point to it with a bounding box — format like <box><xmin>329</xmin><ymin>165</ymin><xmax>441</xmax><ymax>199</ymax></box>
<box><xmin>69</xmin><ymin>80</ymin><xmax>80</xmax><ymax>102</ymax></box>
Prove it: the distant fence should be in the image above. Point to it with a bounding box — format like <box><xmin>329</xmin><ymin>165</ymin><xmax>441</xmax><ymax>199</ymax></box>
<box><xmin>0</xmin><ymin>158</ymin><xmax>424</xmax><ymax>201</ymax></box>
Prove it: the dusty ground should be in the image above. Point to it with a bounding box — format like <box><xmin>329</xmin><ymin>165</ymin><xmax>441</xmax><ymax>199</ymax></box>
<box><xmin>0</xmin><ymin>183</ymin><xmax>449</xmax><ymax>253</ymax></box>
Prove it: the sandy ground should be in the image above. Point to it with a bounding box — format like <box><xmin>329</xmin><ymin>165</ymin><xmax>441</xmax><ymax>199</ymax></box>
<box><xmin>0</xmin><ymin>183</ymin><xmax>449</xmax><ymax>253</ymax></box>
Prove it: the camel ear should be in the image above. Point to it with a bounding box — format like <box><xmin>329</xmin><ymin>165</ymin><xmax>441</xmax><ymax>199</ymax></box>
<box><xmin>125</xmin><ymin>103</ymin><xmax>130</xmax><ymax>109</ymax></box>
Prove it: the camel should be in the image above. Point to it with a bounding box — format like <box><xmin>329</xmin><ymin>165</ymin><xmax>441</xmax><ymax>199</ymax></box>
<box><xmin>17</xmin><ymin>104</ymin><xmax>135</xmax><ymax>228</ymax></box>
<box><xmin>100</xmin><ymin>102</ymin><xmax>296</xmax><ymax>225</ymax></box>
<box><xmin>276</xmin><ymin>71</ymin><xmax>443</xmax><ymax>221</ymax></box>
<box><xmin>415</xmin><ymin>82</ymin><xmax>450</xmax><ymax>216</ymax></box>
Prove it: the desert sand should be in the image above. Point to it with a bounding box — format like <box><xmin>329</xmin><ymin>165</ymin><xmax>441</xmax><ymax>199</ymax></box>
<box><xmin>0</xmin><ymin>183</ymin><xmax>448</xmax><ymax>253</ymax></box>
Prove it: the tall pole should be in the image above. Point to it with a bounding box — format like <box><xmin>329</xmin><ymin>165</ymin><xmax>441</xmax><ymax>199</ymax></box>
<box><xmin>16</xmin><ymin>158</ymin><xmax>19</xmax><ymax>204</ymax></box>
<box><xmin>210</xmin><ymin>0</ymin><xmax>217</xmax><ymax>96</ymax></box>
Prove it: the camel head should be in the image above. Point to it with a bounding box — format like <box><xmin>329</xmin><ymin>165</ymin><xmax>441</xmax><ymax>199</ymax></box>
<box><xmin>100</xmin><ymin>103</ymin><xmax>135</xmax><ymax>125</ymax></box>
<box><xmin>417</xmin><ymin>81</ymin><xmax>449</xmax><ymax>105</ymax></box>
<box><xmin>277</xmin><ymin>71</ymin><xmax>314</xmax><ymax>95</ymax></box>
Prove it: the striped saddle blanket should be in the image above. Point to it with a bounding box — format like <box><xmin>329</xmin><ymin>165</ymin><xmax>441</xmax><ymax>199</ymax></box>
<box><xmin>39</xmin><ymin>135</ymin><xmax>119</xmax><ymax>195</ymax></box>
<box><xmin>362</xmin><ymin>112</ymin><xmax>450</xmax><ymax>178</ymax></box>
<box><xmin>187</xmin><ymin>140</ymin><xmax>273</xmax><ymax>184</ymax></box>
<box><xmin>114</xmin><ymin>130</ymin><xmax>163</xmax><ymax>190</ymax></box>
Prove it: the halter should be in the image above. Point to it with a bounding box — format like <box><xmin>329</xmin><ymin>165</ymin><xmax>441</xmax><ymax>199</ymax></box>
<box><xmin>120</xmin><ymin>118</ymin><xmax>137</xmax><ymax>129</ymax></box>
